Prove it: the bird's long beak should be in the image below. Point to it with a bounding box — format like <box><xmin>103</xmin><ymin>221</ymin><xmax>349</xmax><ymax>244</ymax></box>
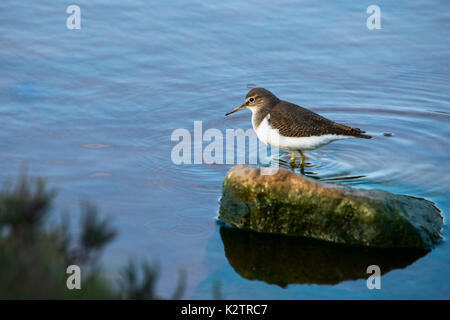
<box><xmin>225</xmin><ymin>103</ymin><xmax>246</xmax><ymax>116</ymax></box>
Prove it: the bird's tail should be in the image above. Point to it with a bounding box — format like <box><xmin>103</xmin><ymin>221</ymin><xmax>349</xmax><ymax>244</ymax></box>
<box><xmin>351</xmin><ymin>128</ymin><xmax>372</xmax><ymax>139</ymax></box>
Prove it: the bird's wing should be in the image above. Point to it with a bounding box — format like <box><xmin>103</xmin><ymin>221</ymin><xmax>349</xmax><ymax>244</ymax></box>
<box><xmin>269</xmin><ymin>101</ymin><xmax>370</xmax><ymax>138</ymax></box>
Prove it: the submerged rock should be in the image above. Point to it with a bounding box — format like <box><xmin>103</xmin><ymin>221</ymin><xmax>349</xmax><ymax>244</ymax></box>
<box><xmin>219</xmin><ymin>166</ymin><xmax>443</xmax><ymax>250</ymax></box>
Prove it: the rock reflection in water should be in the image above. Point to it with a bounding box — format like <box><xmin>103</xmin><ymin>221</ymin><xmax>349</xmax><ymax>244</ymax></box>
<box><xmin>220</xmin><ymin>226</ymin><xmax>427</xmax><ymax>288</ymax></box>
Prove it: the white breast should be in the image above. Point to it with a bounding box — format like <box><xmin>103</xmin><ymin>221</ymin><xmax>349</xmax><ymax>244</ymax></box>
<box><xmin>253</xmin><ymin>113</ymin><xmax>353</xmax><ymax>152</ymax></box>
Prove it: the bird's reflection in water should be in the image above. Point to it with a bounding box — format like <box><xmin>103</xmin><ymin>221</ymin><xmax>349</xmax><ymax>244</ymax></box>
<box><xmin>220</xmin><ymin>226</ymin><xmax>427</xmax><ymax>288</ymax></box>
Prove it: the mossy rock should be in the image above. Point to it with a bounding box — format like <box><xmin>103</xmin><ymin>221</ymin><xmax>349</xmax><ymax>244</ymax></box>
<box><xmin>219</xmin><ymin>166</ymin><xmax>443</xmax><ymax>250</ymax></box>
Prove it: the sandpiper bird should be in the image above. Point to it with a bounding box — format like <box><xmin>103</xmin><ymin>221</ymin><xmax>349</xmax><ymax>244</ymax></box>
<box><xmin>225</xmin><ymin>88</ymin><xmax>371</xmax><ymax>167</ymax></box>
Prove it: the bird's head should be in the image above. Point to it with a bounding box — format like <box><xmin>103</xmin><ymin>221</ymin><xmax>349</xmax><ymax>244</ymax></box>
<box><xmin>226</xmin><ymin>88</ymin><xmax>279</xmax><ymax>116</ymax></box>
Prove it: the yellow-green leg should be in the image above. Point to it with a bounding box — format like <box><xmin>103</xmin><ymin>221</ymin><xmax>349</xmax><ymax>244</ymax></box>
<box><xmin>289</xmin><ymin>151</ymin><xmax>306</xmax><ymax>171</ymax></box>
<box><xmin>290</xmin><ymin>153</ymin><xmax>296</xmax><ymax>166</ymax></box>
<box><xmin>299</xmin><ymin>151</ymin><xmax>306</xmax><ymax>167</ymax></box>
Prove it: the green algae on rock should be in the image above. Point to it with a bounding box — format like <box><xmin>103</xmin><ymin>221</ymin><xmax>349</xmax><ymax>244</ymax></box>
<box><xmin>219</xmin><ymin>166</ymin><xmax>443</xmax><ymax>250</ymax></box>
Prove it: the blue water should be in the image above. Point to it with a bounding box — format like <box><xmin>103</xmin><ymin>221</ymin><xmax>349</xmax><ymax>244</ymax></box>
<box><xmin>0</xmin><ymin>0</ymin><xmax>449</xmax><ymax>299</ymax></box>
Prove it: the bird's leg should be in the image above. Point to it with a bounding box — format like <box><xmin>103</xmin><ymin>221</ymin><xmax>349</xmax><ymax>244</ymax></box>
<box><xmin>299</xmin><ymin>151</ymin><xmax>306</xmax><ymax>167</ymax></box>
<box><xmin>290</xmin><ymin>153</ymin><xmax>296</xmax><ymax>163</ymax></box>
<box><xmin>289</xmin><ymin>153</ymin><xmax>296</xmax><ymax>166</ymax></box>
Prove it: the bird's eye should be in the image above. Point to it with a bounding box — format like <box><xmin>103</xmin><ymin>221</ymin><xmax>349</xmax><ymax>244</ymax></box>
<box><xmin>249</xmin><ymin>97</ymin><xmax>255</xmax><ymax>103</ymax></box>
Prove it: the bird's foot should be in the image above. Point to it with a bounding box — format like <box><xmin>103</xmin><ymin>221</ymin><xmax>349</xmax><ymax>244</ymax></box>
<box><xmin>299</xmin><ymin>165</ymin><xmax>305</xmax><ymax>175</ymax></box>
